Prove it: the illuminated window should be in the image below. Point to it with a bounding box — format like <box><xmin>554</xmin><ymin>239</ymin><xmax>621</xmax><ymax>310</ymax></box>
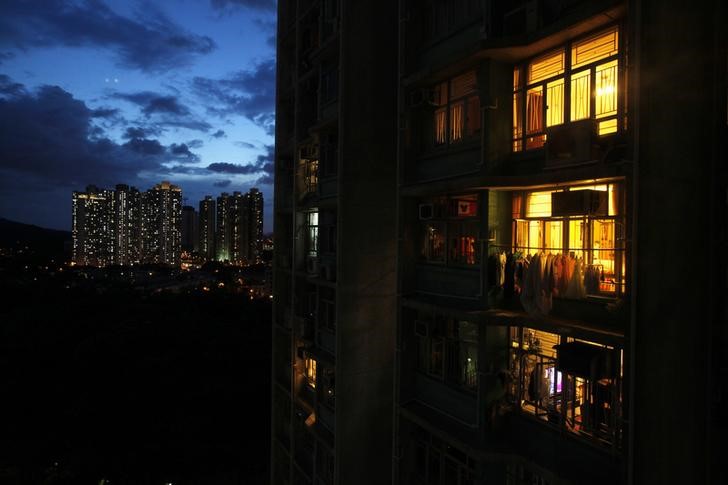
<box><xmin>513</xmin><ymin>26</ymin><xmax>621</xmax><ymax>152</ymax></box>
<box><xmin>507</xmin><ymin>327</ymin><xmax>623</xmax><ymax>448</ymax></box>
<box><xmin>420</xmin><ymin>195</ymin><xmax>479</xmax><ymax>266</ymax></box>
<box><xmin>432</xmin><ymin>71</ymin><xmax>480</xmax><ymax>147</ymax></box>
<box><xmin>304</xmin><ymin>357</ymin><xmax>317</xmax><ymax>388</ymax></box>
<box><xmin>511</xmin><ymin>183</ymin><xmax>626</xmax><ymax>296</ymax></box>
<box><xmin>305</xmin><ymin>210</ymin><xmax>319</xmax><ymax>256</ymax></box>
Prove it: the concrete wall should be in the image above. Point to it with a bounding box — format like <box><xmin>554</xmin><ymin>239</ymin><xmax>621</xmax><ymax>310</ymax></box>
<box><xmin>336</xmin><ymin>2</ymin><xmax>399</xmax><ymax>483</ymax></box>
<box><xmin>630</xmin><ymin>0</ymin><xmax>726</xmax><ymax>483</ymax></box>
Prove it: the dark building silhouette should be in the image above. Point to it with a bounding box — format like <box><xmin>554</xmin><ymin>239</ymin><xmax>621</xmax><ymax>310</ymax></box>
<box><xmin>199</xmin><ymin>195</ymin><xmax>216</xmax><ymax>261</ymax></box>
<box><xmin>216</xmin><ymin>192</ymin><xmax>231</xmax><ymax>261</ymax></box>
<box><xmin>216</xmin><ymin>189</ymin><xmax>265</xmax><ymax>264</ymax></box>
<box><xmin>272</xmin><ymin>1</ymin><xmax>727</xmax><ymax>485</ymax></box>
<box><xmin>181</xmin><ymin>205</ymin><xmax>199</xmax><ymax>253</ymax></box>
<box><xmin>271</xmin><ymin>1</ymin><xmax>398</xmax><ymax>484</ymax></box>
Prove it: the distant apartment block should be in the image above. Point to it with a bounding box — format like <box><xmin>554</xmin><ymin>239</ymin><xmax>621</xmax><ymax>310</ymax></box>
<box><xmin>199</xmin><ymin>195</ymin><xmax>216</xmax><ymax>260</ymax></box>
<box><xmin>71</xmin><ymin>181</ymin><xmax>182</xmax><ymax>267</ymax></box>
<box><xmin>214</xmin><ymin>188</ymin><xmax>265</xmax><ymax>264</ymax></box>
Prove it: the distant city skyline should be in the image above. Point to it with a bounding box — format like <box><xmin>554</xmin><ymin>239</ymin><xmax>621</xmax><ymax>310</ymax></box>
<box><xmin>0</xmin><ymin>1</ymin><xmax>276</xmax><ymax>233</ymax></box>
<box><xmin>71</xmin><ymin>181</ymin><xmax>264</xmax><ymax>267</ymax></box>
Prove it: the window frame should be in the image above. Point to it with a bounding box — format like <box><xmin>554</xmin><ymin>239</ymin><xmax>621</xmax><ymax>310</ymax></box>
<box><xmin>419</xmin><ymin>194</ymin><xmax>481</xmax><ymax>267</ymax></box>
<box><xmin>512</xmin><ymin>24</ymin><xmax>623</xmax><ymax>152</ymax></box>
<box><xmin>432</xmin><ymin>72</ymin><xmax>481</xmax><ymax>149</ymax></box>
<box><xmin>507</xmin><ymin>326</ymin><xmax>623</xmax><ymax>449</ymax></box>
<box><xmin>415</xmin><ymin>314</ymin><xmax>479</xmax><ymax>393</ymax></box>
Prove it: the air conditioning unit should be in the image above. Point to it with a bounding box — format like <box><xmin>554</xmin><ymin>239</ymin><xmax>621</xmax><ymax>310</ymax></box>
<box><xmin>551</xmin><ymin>190</ymin><xmax>608</xmax><ymax>217</ymax></box>
<box><xmin>414</xmin><ymin>320</ymin><xmax>429</xmax><ymax>338</ymax></box>
<box><xmin>306</xmin><ymin>255</ymin><xmax>319</xmax><ymax>275</ymax></box>
<box><xmin>419</xmin><ymin>203</ymin><xmax>434</xmax><ymax>220</ymax></box>
<box><xmin>545</xmin><ymin>119</ymin><xmax>594</xmax><ymax>167</ymax></box>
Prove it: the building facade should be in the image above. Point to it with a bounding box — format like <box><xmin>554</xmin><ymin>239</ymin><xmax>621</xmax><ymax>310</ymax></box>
<box><xmin>215</xmin><ymin>188</ymin><xmax>265</xmax><ymax>264</ymax></box>
<box><xmin>111</xmin><ymin>184</ymin><xmax>142</xmax><ymax>265</ymax></box>
<box><xmin>141</xmin><ymin>181</ymin><xmax>182</xmax><ymax>266</ymax></box>
<box><xmin>392</xmin><ymin>1</ymin><xmax>725</xmax><ymax>484</ymax></box>
<box><xmin>181</xmin><ymin>205</ymin><xmax>199</xmax><ymax>253</ymax></box>
<box><xmin>72</xmin><ymin>185</ymin><xmax>113</xmax><ymax>266</ymax></box>
<box><xmin>199</xmin><ymin>195</ymin><xmax>216</xmax><ymax>261</ymax></box>
<box><xmin>271</xmin><ymin>1</ymin><xmax>398</xmax><ymax>484</ymax></box>
<box><xmin>248</xmin><ymin>187</ymin><xmax>264</xmax><ymax>263</ymax></box>
<box><xmin>272</xmin><ymin>1</ymin><xmax>726</xmax><ymax>485</ymax></box>
<box><xmin>72</xmin><ymin>181</ymin><xmax>183</xmax><ymax>267</ymax></box>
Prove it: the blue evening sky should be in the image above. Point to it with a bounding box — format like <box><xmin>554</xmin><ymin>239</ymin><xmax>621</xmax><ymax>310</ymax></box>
<box><xmin>0</xmin><ymin>0</ymin><xmax>277</xmax><ymax>232</ymax></box>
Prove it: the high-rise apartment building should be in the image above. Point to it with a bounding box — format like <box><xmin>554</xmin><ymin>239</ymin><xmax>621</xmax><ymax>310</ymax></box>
<box><xmin>199</xmin><ymin>195</ymin><xmax>216</xmax><ymax>260</ymax></box>
<box><xmin>273</xmin><ymin>1</ymin><xmax>727</xmax><ymax>485</ymax></box>
<box><xmin>72</xmin><ymin>185</ymin><xmax>112</xmax><ymax>266</ymax></box>
<box><xmin>72</xmin><ymin>181</ymin><xmax>183</xmax><ymax>266</ymax></box>
<box><xmin>248</xmin><ymin>187</ymin><xmax>264</xmax><ymax>263</ymax></box>
<box><xmin>216</xmin><ymin>192</ymin><xmax>232</xmax><ymax>261</ymax></box>
<box><xmin>111</xmin><ymin>184</ymin><xmax>142</xmax><ymax>265</ymax></box>
<box><xmin>271</xmin><ymin>1</ymin><xmax>398</xmax><ymax>484</ymax></box>
<box><xmin>141</xmin><ymin>181</ymin><xmax>182</xmax><ymax>266</ymax></box>
<box><xmin>181</xmin><ymin>205</ymin><xmax>199</xmax><ymax>253</ymax></box>
<box><xmin>215</xmin><ymin>188</ymin><xmax>265</xmax><ymax>264</ymax></box>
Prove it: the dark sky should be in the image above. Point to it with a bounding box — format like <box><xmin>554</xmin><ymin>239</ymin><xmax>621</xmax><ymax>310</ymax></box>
<box><xmin>0</xmin><ymin>0</ymin><xmax>277</xmax><ymax>232</ymax></box>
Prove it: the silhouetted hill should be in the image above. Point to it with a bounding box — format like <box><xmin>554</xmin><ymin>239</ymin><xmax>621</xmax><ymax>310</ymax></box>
<box><xmin>0</xmin><ymin>218</ymin><xmax>70</xmax><ymax>258</ymax></box>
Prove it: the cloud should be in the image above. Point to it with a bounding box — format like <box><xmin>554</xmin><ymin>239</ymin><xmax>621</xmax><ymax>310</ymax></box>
<box><xmin>211</xmin><ymin>129</ymin><xmax>226</xmax><ymax>138</ymax></box>
<box><xmin>0</xmin><ymin>81</ymin><xmax>170</xmax><ymax>194</ymax></box>
<box><xmin>235</xmin><ymin>141</ymin><xmax>256</xmax><ymax>149</ymax></box>
<box><xmin>206</xmin><ymin>162</ymin><xmax>259</xmax><ymax>174</ymax></box>
<box><xmin>206</xmin><ymin>143</ymin><xmax>273</xmax><ymax>176</ymax></box>
<box><xmin>255</xmin><ymin>173</ymin><xmax>274</xmax><ymax>185</ymax></box>
<box><xmin>187</xmin><ymin>139</ymin><xmax>204</xmax><ymax>149</ymax></box>
<box><xmin>213</xmin><ymin>179</ymin><xmax>232</xmax><ymax>188</ymax></box>
<box><xmin>192</xmin><ymin>58</ymin><xmax>275</xmax><ymax>134</ymax></box>
<box><xmin>123</xmin><ymin>137</ymin><xmax>165</xmax><ymax>155</ymax></box>
<box><xmin>0</xmin><ymin>74</ymin><xmax>27</xmax><ymax>97</ymax></box>
<box><xmin>210</xmin><ymin>0</ymin><xmax>276</xmax><ymax>12</ymax></box>
<box><xmin>112</xmin><ymin>90</ymin><xmax>212</xmax><ymax>132</ymax></box>
<box><xmin>90</xmin><ymin>107</ymin><xmax>119</xmax><ymax>118</ymax></box>
<box><xmin>0</xmin><ymin>0</ymin><xmax>216</xmax><ymax>73</ymax></box>
<box><xmin>169</xmin><ymin>142</ymin><xmax>200</xmax><ymax>163</ymax></box>
<box><xmin>113</xmin><ymin>91</ymin><xmax>190</xmax><ymax>116</ymax></box>
<box><xmin>123</xmin><ymin>126</ymin><xmax>151</xmax><ymax>139</ymax></box>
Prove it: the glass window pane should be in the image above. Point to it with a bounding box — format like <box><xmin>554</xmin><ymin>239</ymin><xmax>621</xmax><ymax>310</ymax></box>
<box><xmin>598</xmin><ymin>118</ymin><xmax>618</xmax><ymax>135</ymax></box>
<box><xmin>525</xmin><ymin>191</ymin><xmax>552</xmax><ymax>217</ymax></box>
<box><xmin>526</xmin><ymin>86</ymin><xmax>543</xmax><ymax>134</ymax></box>
<box><xmin>546</xmin><ymin>78</ymin><xmax>565</xmax><ymax>126</ymax></box>
<box><xmin>513</xmin><ymin>92</ymin><xmax>523</xmax><ymax>151</ymax></box>
<box><xmin>450</xmin><ymin>102</ymin><xmax>465</xmax><ymax>142</ymax></box>
<box><xmin>571</xmin><ymin>26</ymin><xmax>619</xmax><ymax>69</ymax></box>
<box><xmin>434</xmin><ymin>108</ymin><xmax>447</xmax><ymax>145</ymax></box>
<box><xmin>528</xmin><ymin>49</ymin><xmax>565</xmax><ymax>84</ymax></box>
<box><xmin>596</xmin><ymin>60</ymin><xmax>618</xmax><ymax>118</ymax></box>
<box><xmin>570</xmin><ymin>70</ymin><xmax>591</xmax><ymax>121</ymax></box>
<box><xmin>451</xmin><ymin>71</ymin><xmax>477</xmax><ymax>99</ymax></box>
